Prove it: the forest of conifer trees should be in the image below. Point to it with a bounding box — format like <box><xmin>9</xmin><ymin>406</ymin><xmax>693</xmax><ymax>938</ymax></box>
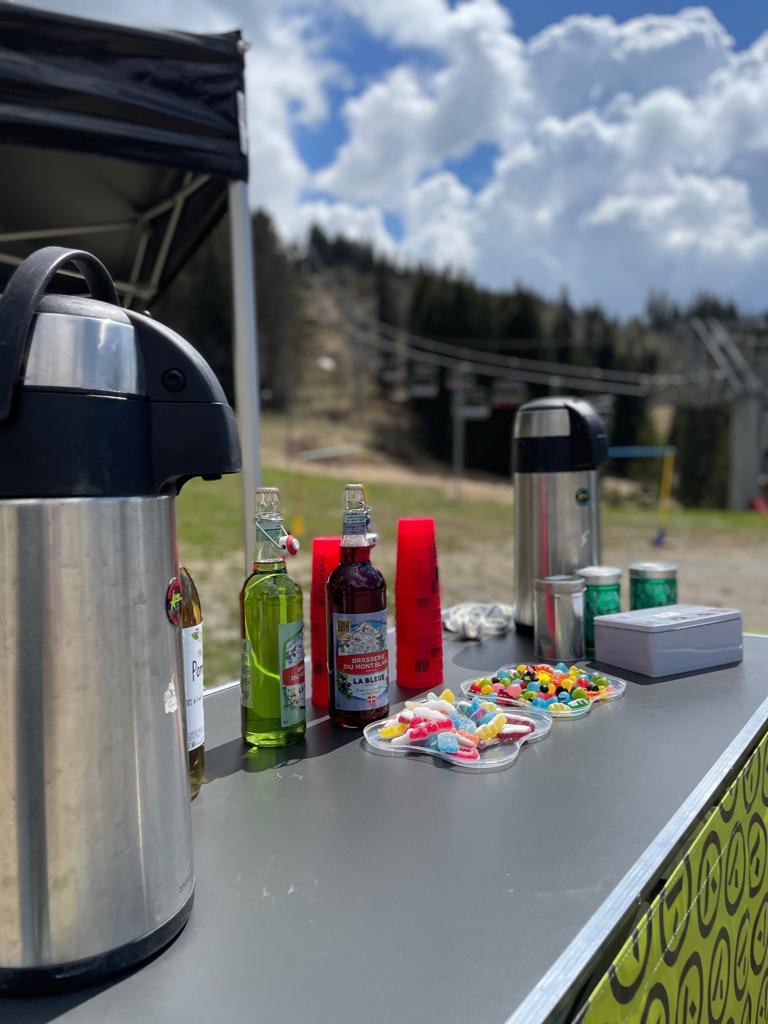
<box><xmin>153</xmin><ymin>211</ymin><xmax>747</xmax><ymax>507</ymax></box>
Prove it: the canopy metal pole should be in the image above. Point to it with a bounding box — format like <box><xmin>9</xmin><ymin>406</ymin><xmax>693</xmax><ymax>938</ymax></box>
<box><xmin>228</xmin><ymin>179</ymin><xmax>261</xmax><ymax>571</ymax></box>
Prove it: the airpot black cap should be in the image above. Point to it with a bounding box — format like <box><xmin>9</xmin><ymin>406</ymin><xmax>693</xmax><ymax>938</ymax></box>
<box><xmin>513</xmin><ymin>397</ymin><xmax>609</xmax><ymax>473</ymax></box>
<box><xmin>0</xmin><ymin>246</ymin><xmax>241</xmax><ymax>498</ymax></box>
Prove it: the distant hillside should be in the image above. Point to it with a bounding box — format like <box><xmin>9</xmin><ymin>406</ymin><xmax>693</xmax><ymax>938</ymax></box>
<box><xmin>153</xmin><ymin>211</ymin><xmax>755</xmax><ymax>507</ymax></box>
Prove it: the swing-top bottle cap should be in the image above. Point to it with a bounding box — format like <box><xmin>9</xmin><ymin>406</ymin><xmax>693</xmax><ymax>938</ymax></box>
<box><xmin>254</xmin><ymin>486</ymin><xmax>281</xmax><ymax>520</ymax></box>
<box><xmin>342</xmin><ymin>483</ymin><xmax>374</xmax><ymax>545</ymax></box>
<box><xmin>344</xmin><ymin>483</ymin><xmax>365</xmax><ymax>504</ymax></box>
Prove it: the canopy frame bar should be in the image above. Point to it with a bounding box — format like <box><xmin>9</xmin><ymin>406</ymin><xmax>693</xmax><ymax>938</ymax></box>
<box><xmin>228</xmin><ymin>179</ymin><xmax>261</xmax><ymax>570</ymax></box>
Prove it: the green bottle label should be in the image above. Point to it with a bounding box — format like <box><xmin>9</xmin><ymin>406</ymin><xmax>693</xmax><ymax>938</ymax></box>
<box><xmin>332</xmin><ymin>610</ymin><xmax>389</xmax><ymax>711</ymax></box>
<box><xmin>240</xmin><ymin>639</ymin><xmax>252</xmax><ymax>708</ymax></box>
<box><xmin>279</xmin><ymin>621</ymin><xmax>306</xmax><ymax>727</ymax></box>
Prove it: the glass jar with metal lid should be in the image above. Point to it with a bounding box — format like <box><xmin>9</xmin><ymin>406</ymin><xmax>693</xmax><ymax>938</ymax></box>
<box><xmin>629</xmin><ymin>561</ymin><xmax>677</xmax><ymax>610</ymax></box>
<box><xmin>577</xmin><ymin>565</ymin><xmax>621</xmax><ymax>656</ymax></box>
<box><xmin>534</xmin><ymin>575</ymin><xmax>585</xmax><ymax>662</ymax></box>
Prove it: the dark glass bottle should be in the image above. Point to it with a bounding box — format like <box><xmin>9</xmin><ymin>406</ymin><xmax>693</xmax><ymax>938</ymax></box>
<box><xmin>327</xmin><ymin>484</ymin><xmax>389</xmax><ymax>729</ymax></box>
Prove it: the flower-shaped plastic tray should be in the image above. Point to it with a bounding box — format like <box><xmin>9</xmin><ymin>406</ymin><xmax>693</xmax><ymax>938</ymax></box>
<box><xmin>460</xmin><ymin>664</ymin><xmax>626</xmax><ymax>721</ymax></box>
<box><xmin>363</xmin><ymin>699</ymin><xmax>551</xmax><ymax>773</ymax></box>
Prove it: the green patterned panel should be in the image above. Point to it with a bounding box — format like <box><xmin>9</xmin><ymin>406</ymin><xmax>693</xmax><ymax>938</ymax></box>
<box><xmin>582</xmin><ymin>727</ymin><xmax>768</xmax><ymax>1023</ymax></box>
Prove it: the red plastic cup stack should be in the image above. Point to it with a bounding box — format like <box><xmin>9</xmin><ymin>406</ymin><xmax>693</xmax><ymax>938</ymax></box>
<box><xmin>310</xmin><ymin>536</ymin><xmax>341</xmax><ymax>707</ymax></box>
<box><xmin>395</xmin><ymin>518</ymin><xmax>443</xmax><ymax>690</ymax></box>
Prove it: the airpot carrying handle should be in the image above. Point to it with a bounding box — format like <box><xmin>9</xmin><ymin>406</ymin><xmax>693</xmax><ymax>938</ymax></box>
<box><xmin>0</xmin><ymin>246</ymin><xmax>119</xmax><ymax>421</ymax></box>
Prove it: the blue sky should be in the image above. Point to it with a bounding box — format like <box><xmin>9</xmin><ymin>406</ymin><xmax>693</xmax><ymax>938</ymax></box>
<box><xmin>505</xmin><ymin>1</ymin><xmax>762</xmax><ymax>48</ymax></box>
<box><xmin>24</xmin><ymin>0</ymin><xmax>768</xmax><ymax>314</ymax></box>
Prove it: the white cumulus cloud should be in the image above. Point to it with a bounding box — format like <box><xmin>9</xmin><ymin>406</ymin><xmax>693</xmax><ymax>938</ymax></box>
<box><xmin>314</xmin><ymin>3</ymin><xmax>768</xmax><ymax>314</ymax></box>
<box><xmin>19</xmin><ymin>0</ymin><xmax>768</xmax><ymax>314</ymax></box>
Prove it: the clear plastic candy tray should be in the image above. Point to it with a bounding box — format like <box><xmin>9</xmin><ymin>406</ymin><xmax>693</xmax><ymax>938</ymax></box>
<box><xmin>460</xmin><ymin>664</ymin><xmax>627</xmax><ymax>721</ymax></box>
<box><xmin>363</xmin><ymin>699</ymin><xmax>551</xmax><ymax>773</ymax></box>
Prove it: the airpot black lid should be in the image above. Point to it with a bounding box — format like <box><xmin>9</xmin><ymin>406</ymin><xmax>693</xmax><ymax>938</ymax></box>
<box><xmin>513</xmin><ymin>397</ymin><xmax>609</xmax><ymax>473</ymax></box>
<box><xmin>0</xmin><ymin>245</ymin><xmax>241</xmax><ymax>498</ymax></box>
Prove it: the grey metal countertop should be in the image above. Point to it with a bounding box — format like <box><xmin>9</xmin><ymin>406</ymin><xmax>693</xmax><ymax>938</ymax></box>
<box><xmin>7</xmin><ymin>633</ymin><xmax>768</xmax><ymax>1024</ymax></box>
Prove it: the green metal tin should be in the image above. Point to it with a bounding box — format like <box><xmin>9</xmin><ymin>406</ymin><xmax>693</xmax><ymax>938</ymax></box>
<box><xmin>577</xmin><ymin>566</ymin><xmax>622</xmax><ymax>656</ymax></box>
<box><xmin>629</xmin><ymin>562</ymin><xmax>677</xmax><ymax>610</ymax></box>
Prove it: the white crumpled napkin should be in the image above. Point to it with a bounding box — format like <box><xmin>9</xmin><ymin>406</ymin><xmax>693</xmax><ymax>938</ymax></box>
<box><xmin>441</xmin><ymin>602</ymin><xmax>515</xmax><ymax>641</ymax></box>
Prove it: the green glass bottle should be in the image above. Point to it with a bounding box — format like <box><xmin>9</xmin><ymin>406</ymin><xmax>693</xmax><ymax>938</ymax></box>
<box><xmin>240</xmin><ymin>487</ymin><xmax>306</xmax><ymax>748</ymax></box>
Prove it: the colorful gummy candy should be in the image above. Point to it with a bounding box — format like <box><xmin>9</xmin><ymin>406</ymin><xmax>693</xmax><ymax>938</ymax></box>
<box><xmin>376</xmin><ymin>689</ymin><xmax>538</xmax><ymax>762</ymax></box>
<box><xmin>468</xmin><ymin>662</ymin><xmax>619</xmax><ymax>717</ymax></box>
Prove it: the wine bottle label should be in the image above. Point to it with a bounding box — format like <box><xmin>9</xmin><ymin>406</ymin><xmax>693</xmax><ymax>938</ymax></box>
<box><xmin>240</xmin><ymin>639</ymin><xmax>252</xmax><ymax>707</ymax></box>
<box><xmin>279</xmin><ymin>621</ymin><xmax>306</xmax><ymax>727</ymax></box>
<box><xmin>182</xmin><ymin>622</ymin><xmax>204</xmax><ymax>750</ymax></box>
<box><xmin>332</xmin><ymin>610</ymin><xmax>389</xmax><ymax>711</ymax></box>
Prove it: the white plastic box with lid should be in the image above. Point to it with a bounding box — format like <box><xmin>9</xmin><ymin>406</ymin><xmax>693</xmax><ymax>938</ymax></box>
<box><xmin>594</xmin><ymin>604</ymin><xmax>743</xmax><ymax>677</ymax></box>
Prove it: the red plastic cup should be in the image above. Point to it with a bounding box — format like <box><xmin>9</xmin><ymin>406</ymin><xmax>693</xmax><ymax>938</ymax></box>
<box><xmin>310</xmin><ymin>536</ymin><xmax>341</xmax><ymax>707</ymax></box>
<box><xmin>396</xmin><ymin>518</ymin><xmax>441</xmax><ymax>605</ymax></box>
<box><xmin>395</xmin><ymin>605</ymin><xmax>443</xmax><ymax>622</ymax></box>
<box><xmin>395</xmin><ymin>594</ymin><xmax>442</xmax><ymax>612</ymax></box>
<box><xmin>397</xmin><ymin>622</ymin><xmax>444</xmax><ymax>638</ymax></box>
<box><xmin>397</xmin><ymin>626</ymin><xmax>444</xmax><ymax>643</ymax></box>
<box><xmin>395</xmin><ymin>614</ymin><xmax>443</xmax><ymax>636</ymax></box>
<box><xmin>396</xmin><ymin>631</ymin><xmax>443</xmax><ymax>647</ymax></box>
<box><xmin>396</xmin><ymin>630</ymin><xmax>444</xmax><ymax>690</ymax></box>
<box><xmin>397</xmin><ymin>557</ymin><xmax>438</xmax><ymax>589</ymax></box>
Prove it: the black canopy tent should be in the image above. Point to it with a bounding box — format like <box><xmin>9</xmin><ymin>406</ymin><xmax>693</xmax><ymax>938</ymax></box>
<box><xmin>0</xmin><ymin>1</ymin><xmax>261</xmax><ymax>563</ymax></box>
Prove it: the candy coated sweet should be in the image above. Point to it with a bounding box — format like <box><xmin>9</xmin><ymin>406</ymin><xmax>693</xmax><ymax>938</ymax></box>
<box><xmin>500</xmin><ymin>718</ymin><xmax>535</xmax><ymax>738</ymax></box>
<box><xmin>467</xmin><ymin>662</ymin><xmax>623</xmax><ymax>719</ymax></box>
<box><xmin>408</xmin><ymin>724</ymin><xmax>429</xmax><ymax>741</ymax></box>
<box><xmin>405</xmin><ymin>703</ymin><xmax>450</xmax><ymax>721</ymax></box>
<box><xmin>380</xmin><ymin>721</ymin><xmax>407</xmax><ymax>738</ymax></box>
<box><xmin>451</xmin><ymin>746</ymin><xmax>480</xmax><ymax>761</ymax></box>
<box><xmin>374</xmin><ymin>689</ymin><xmax>540</xmax><ymax>765</ymax></box>
<box><xmin>456</xmin><ymin>730</ymin><xmax>479</xmax><ymax>747</ymax></box>
<box><xmin>421</xmin><ymin>698</ymin><xmax>455</xmax><ymax>714</ymax></box>
<box><xmin>436</xmin><ymin>732</ymin><xmax>460</xmax><ymax>753</ymax></box>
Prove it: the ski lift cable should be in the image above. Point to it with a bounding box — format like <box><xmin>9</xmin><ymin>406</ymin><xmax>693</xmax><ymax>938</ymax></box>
<box><xmin>311</xmin><ymin>259</ymin><xmax>689</xmax><ymax>389</ymax></box>
<box><xmin>306</xmin><ymin>249</ymin><xmax>728</xmax><ymax>397</ymax></box>
<box><xmin>314</xmin><ymin>312</ymin><xmax>731</xmax><ymax>400</ymax></box>
<box><xmin>319</xmin><ymin>315</ymin><xmax>657</xmax><ymax>397</ymax></box>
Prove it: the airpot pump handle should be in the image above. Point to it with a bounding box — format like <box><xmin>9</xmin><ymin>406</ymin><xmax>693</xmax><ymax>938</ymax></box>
<box><xmin>0</xmin><ymin>246</ymin><xmax>119</xmax><ymax>422</ymax></box>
